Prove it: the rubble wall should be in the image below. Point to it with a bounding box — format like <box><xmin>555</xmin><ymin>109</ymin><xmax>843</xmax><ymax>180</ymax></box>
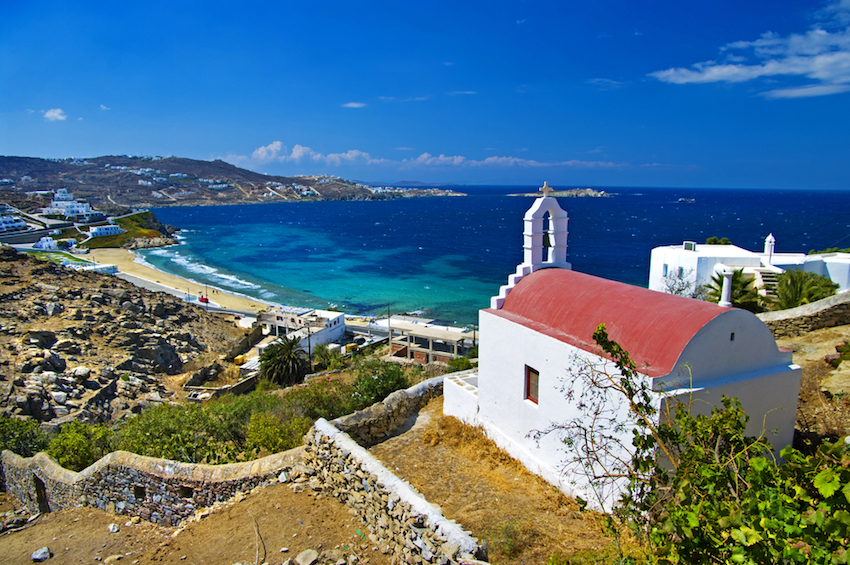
<box><xmin>757</xmin><ymin>292</ymin><xmax>850</xmax><ymax>338</ymax></box>
<box><xmin>306</xmin><ymin>418</ymin><xmax>486</xmax><ymax>564</ymax></box>
<box><xmin>1</xmin><ymin>448</ymin><xmax>301</xmax><ymax>526</ymax></box>
<box><xmin>332</xmin><ymin>376</ymin><xmax>443</xmax><ymax>446</ymax></box>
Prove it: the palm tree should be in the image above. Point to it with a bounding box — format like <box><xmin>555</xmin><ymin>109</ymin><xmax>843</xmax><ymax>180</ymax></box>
<box><xmin>772</xmin><ymin>269</ymin><xmax>839</xmax><ymax>310</ymax></box>
<box><xmin>706</xmin><ymin>269</ymin><xmax>762</xmax><ymax>313</ymax></box>
<box><xmin>259</xmin><ymin>336</ymin><xmax>308</xmax><ymax>386</ymax></box>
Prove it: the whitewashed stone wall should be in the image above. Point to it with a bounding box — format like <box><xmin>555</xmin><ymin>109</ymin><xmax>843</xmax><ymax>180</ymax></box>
<box><xmin>757</xmin><ymin>292</ymin><xmax>850</xmax><ymax>337</ymax></box>
<box><xmin>305</xmin><ymin>419</ymin><xmax>486</xmax><ymax>564</ymax></box>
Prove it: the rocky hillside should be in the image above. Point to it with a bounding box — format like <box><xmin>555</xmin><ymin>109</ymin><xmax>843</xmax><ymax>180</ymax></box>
<box><xmin>0</xmin><ymin>155</ymin><xmax>375</xmax><ymax>212</ymax></box>
<box><xmin>0</xmin><ymin>246</ymin><xmax>248</xmax><ymax>430</ymax></box>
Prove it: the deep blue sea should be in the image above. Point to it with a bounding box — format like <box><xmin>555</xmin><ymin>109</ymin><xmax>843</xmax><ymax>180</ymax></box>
<box><xmin>138</xmin><ymin>186</ymin><xmax>850</xmax><ymax>326</ymax></box>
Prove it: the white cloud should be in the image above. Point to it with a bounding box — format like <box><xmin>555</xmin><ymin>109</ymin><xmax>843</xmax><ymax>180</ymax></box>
<box><xmin>517</xmin><ymin>19</ymin><xmax>527</xmax><ymax>24</ymax></box>
<box><xmin>762</xmin><ymin>83</ymin><xmax>850</xmax><ymax>98</ymax></box>
<box><xmin>252</xmin><ymin>140</ymin><xmax>284</xmax><ymax>162</ymax></box>
<box><xmin>43</xmin><ymin>108</ymin><xmax>67</xmax><ymax>121</ymax></box>
<box><xmin>649</xmin><ymin>1</ymin><xmax>850</xmax><ymax>98</ymax></box>
<box><xmin>100</xmin><ymin>104</ymin><xmax>110</xmax><ymax>110</ymax></box>
<box><xmin>587</xmin><ymin>78</ymin><xmax>623</xmax><ymax>89</ymax></box>
<box><xmin>342</xmin><ymin>102</ymin><xmax>366</xmax><ymax>108</ymax></box>
<box><xmin>447</xmin><ymin>90</ymin><xmax>477</xmax><ymax>95</ymax></box>
<box><xmin>235</xmin><ymin>142</ymin><xmax>624</xmax><ymax>171</ymax></box>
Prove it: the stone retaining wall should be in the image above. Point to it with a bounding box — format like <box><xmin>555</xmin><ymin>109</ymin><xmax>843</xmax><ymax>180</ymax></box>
<box><xmin>306</xmin><ymin>418</ymin><xmax>486</xmax><ymax>564</ymax></box>
<box><xmin>1</xmin><ymin>448</ymin><xmax>301</xmax><ymax>525</ymax></box>
<box><xmin>333</xmin><ymin>376</ymin><xmax>444</xmax><ymax>446</ymax></box>
<box><xmin>757</xmin><ymin>291</ymin><xmax>850</xmax><ymax>338</ymax></box>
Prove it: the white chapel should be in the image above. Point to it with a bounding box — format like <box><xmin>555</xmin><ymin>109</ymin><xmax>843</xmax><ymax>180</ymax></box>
<box><xmin>443</xmin><ymin>183</ymin><xmax>802</xmax><ymax>509</ymax></box>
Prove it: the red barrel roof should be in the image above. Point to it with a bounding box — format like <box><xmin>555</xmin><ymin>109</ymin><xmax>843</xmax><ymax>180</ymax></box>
<box><xmin>487</xmin><ymin>268</ymin><xmax>728</xmax><ymax>377</ymax></box>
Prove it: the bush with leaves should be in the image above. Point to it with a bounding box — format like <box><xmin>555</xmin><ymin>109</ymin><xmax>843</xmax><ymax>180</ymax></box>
<box><xmin>705</xmin><ymin>268</ymin><xmax>762</xmax><ymax>312</ymax></box>
<box><xmin>351</xmin><ymin>358</ymin><xmax>410</xmax><ymax>408</ymax></box>
<box><xmin>283</xmin><ymin>376</ymin><xmax>358</xmax><ymax>419</ymax></box>
<box><xmin>446</xmin><ymin>356</ymin><xmax>473</xmax><ymax>372</ymax></box>
<box><xmin>539</xmin><ymin>324</ymin><xmax>850</xmax><ymax>564</ymax></box>
<box><xmin>771</xmin><ymin>268</ymin><xmax>839</xmax><ymax>310</ymax></box>
<box><xmin>0</xmin><ymin>417</ymin><xmax>49</xmax><ymax>457</ymax></box>
<box><xmin>47</xmin><ymin>421</ymin><xmax>113</xmax><ymax>471</ymax></box>
<box><xmin>245</xmin><ymin>411</ymin><xmax>313</xmax><ymax>454</ymax></box>
<box><xmin>312</xmin><ymin>343</ymin><xmax>345</xmax><ymax>371</ymax></box>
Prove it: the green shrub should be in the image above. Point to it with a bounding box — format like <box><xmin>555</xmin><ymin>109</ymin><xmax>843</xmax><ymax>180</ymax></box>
<box><xmin>351</xmin><ymin>358</ymin><xmax>409</xmax><ymax>408</ymax></box>
<box><xmin>245</xmin><ymin>411</ymin><xmax>312</xmax><ymax>454</ymax></box>
<box><xmin>772</xmin><ymin>269</ymin><xmax>839</xmax><ymax>310</ymax></box>
<box><xmin>0</xmin><ymin>417</ymin><xmax>49</xmax><ymax>457</ymax></box>
<box><xmin>313</xmin><ymin>343</ymin><xmax>345</xmax><ymax>371</ymax></box>
<box><xmin>47</xmin><ymin>421</ymin><xmax>113</xmax><ymax>471</ymax></box>
<box><xmin>446</xmin><ymin>356</ymin><xmax>473</xmax><ymax>372</ymax></box>
<box><xmin>283</xmin><ymin>376</ymin><xmax>357</xmax><ymax>420</ymax></box>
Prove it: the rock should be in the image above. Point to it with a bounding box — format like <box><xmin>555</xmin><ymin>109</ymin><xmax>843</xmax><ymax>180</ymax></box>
<box><xmin>50</xmin><ymin>391</ymin><xmax>67</xmax><ymax>405</ymax></box>
<box><xmin>53</xmin><ymin>339</ymin><xmax>81</xmax><ymax>354</ymax></box>
<box><xmin>44</xmin><ymin>303</ymin><xmax>64</xmax><ymax>317</ymax></box>
<box><xmin>23</xmin><ymin>331</ymin><xmax>57</xmax><ymax>349</ymax></box>
<box><xmin>30</xmin><ymin>547</ymin><xmax>52</xmax><ymax>561</ymax></box>
<box><xmin>278</xmin><ymin>471</ymin><xmax>290</xmax><ymax>483</ymax></box>
<box><xmin>295</xmin><ymin>549</ymin><xmax>319</xmax><ymax>565</ymax></box>
<box><xmin>71</xmin><ymin>366</ymin><xmax>90</xmax><ymax>379</ymax></box>
<box><xmin>104</xmin><ymin>555</ymin><xmax>124</xmax><ymax>564</ymax></box>
<box><xmin>108</xmin><ymin>523</ymin><xmax>119</xmax><ymax>533</ymax></box>
<box><xmin>441</xmin><ymin>542</ymin><xmax>460</xmax><ymax>560</ymax></box>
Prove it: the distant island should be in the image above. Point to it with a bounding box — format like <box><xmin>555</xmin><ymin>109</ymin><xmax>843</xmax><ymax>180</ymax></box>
<box><xmin>0</xmin><ymin>155</ymin><xmax>466</xmax><ymax>213</ymax></box>
<box><xmin>509</xmin><ymin>188</ymin><xmax>611</xmax><ymax>198</ymax></box>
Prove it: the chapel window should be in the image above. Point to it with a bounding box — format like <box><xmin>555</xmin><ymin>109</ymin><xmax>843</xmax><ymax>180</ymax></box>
<box><xmin>525</xmin><ymin>365</ymin><xmax>539</xmax><ymax>404</ymax></box>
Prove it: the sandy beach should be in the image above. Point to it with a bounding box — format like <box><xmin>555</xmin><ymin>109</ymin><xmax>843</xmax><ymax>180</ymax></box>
<box><xmin>88</xmin><ymin>248</ymin><xmax>272</xmax><ymax>313</ymax></box>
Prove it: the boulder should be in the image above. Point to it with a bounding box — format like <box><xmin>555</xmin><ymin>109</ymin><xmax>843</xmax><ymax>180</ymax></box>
<box><xmin>30</xmin><ymin>546</ymin><xmax>51</xmax><ymax>562</ymax></box>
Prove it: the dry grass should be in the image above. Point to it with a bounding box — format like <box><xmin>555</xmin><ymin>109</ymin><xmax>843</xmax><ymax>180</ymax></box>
<box><xmin>369</xmin><ymin>397</ymin><xmax>621</xmax><ymax>564</ymax></box>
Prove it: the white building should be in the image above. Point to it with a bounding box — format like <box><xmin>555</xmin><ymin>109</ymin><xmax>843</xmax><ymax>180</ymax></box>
<box><xmin>257</xmin><ymin>306</ymin><xmax>346</xmax><ymax>356</ymax></box>
<box><xmin>649</xmin><ymin>236</ymin><xmax>850</xmax><ymax>297</ymax></box>
<box><xmin>33</xmin><ymin>236</ymin><xmax>58</xmax><ymax>250</ymax></box>
<box><xmin>89</xmin><ymin>224</ymin><xmax>124</xmax><ymax>237</ymax></box>
<box><xmin>444</xmin><ymin>183</ymin><xmax>801</xmax><ymax>510</ymax></box>
<box><xmin>41</xmin><ymin>189</ymin><xmax>102</xmax><ymax>221</ymax></box>
<box><xmin>0</xmin><ymin>210</ymin><xmax>28</xmax><ymax>232</ymax></box>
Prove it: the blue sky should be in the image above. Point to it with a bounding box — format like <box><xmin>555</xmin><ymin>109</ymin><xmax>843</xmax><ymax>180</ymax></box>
<box><xmin>1</xmin><ymin>1</ymin><xmax>849</xmax><ymax>189</ymax></box>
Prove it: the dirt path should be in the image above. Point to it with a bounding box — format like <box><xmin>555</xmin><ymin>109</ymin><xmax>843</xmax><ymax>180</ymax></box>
<box><xmin>0</xmin><ymin>486</ymin><xmax>391</xmax><ymax>565</ymax></box>
<box><xmin>369</xmin><ymin>397</ymin><xmax>610</xmax><ymax>564</ymax></box>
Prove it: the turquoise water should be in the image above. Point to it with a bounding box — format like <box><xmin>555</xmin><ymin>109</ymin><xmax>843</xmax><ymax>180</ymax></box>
<box><xmin>138</xmin><ymin>186</ymin><xmax>850</xmax><ymax>325</ymax></box>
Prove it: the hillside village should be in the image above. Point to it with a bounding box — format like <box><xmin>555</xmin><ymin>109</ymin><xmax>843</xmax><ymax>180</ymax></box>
<box><xmin>0</xmin><ymin>155</ymin><xmax>465</xmax><ymax>215</ymax></box>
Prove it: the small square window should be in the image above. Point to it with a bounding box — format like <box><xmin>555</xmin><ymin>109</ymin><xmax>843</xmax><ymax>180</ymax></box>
<box><xmin>525</xmin><ymin>366</ymin><xmax>539</xmax><ymax>404</ymax></box>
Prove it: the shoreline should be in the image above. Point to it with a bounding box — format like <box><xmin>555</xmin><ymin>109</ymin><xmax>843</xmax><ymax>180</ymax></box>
<box><xmin>88</xmin><ymin>247</ymin><xmax>274</xmax><ymax>313</ymax></box>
